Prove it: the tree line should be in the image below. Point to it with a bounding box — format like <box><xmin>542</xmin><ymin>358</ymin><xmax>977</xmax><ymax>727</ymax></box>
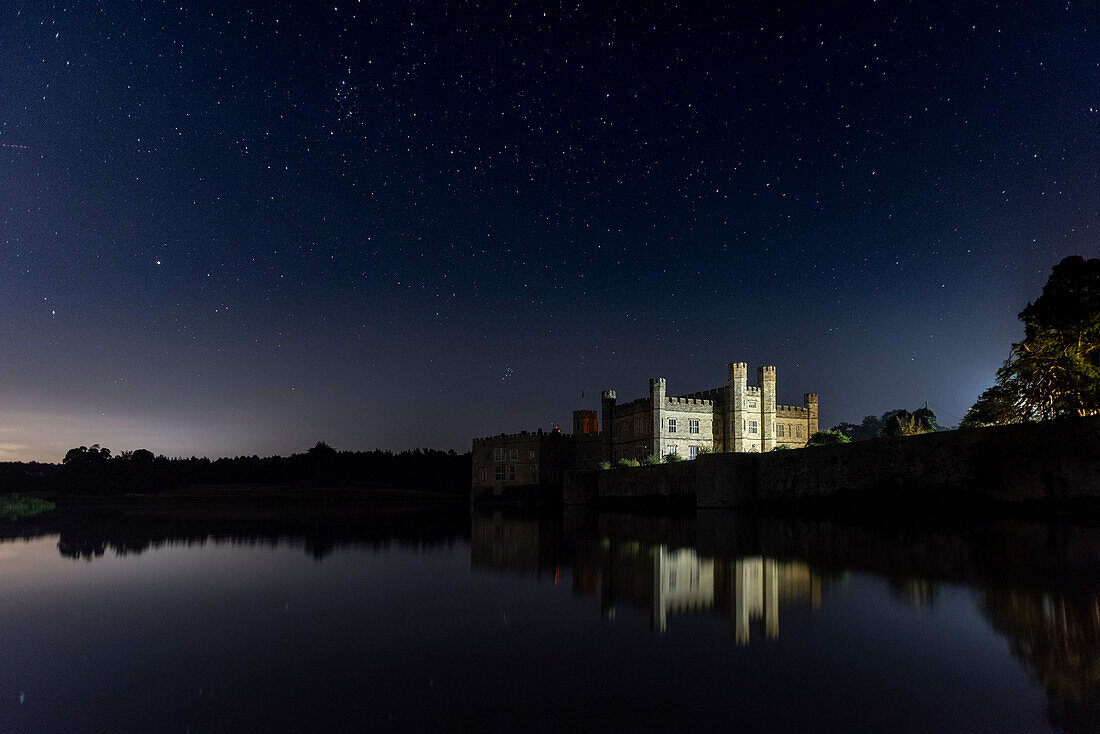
<box><xmin>1</xmin><ymin>443</ymin><xmax>472</xmax><ymax>495</ymax></box>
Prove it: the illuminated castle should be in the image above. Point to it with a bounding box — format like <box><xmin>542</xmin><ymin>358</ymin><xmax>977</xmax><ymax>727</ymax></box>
<box><xmin>472</xmin><ymin>361</ymin><xmax>819</xmax><ymax>499</ymax></box>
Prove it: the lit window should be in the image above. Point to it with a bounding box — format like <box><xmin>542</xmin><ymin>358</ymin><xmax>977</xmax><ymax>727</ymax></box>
<box><xmin>689</xmin><ymin>419</ymin><xmax>700</xmax><ymax>434</ymax></box>
<box><xmin>748</xmin><ymin>420</ymin><xmax>758</xmax><ymax>434</ymax></box>
<box><xmin>777</xmin><ymin>424</ymin><xmax>785</xmax><ymax>438</ymax></box>
<box><xmin>689</xmin><ymin>445</ymin><xmax>698</xmax><ymax>459</ymax></box>
<box><xmin>668</xmin><ymin>418</ymin><xmax>677</xmax><ymax>433</ymax></box>
<box><xmin>668</xmin><ymin>445</ymin><xmax>677</xmax><ymax>455</ymax></box>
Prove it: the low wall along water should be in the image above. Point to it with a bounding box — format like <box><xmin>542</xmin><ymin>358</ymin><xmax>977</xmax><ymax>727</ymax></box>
<box><xmin>564</xmin><ymin>416</ymin><xmax>1100</xmax><ymax>508</ymax></box>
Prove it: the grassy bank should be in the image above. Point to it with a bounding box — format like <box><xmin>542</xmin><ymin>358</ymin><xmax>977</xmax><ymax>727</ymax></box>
<box><xmin>0</xmin><ymin>495</ymin><xmax>56</xmax><ymax>518</ymax></box>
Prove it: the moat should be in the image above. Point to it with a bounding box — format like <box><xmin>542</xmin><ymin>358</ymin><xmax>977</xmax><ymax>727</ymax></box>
<box><xmin>0</xmin><ymin>501</ymin><xmax>1095</xmax><ymax>733</ymax></box>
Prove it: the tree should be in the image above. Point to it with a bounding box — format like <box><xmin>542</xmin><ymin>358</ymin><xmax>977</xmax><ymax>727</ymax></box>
<box><xmin>806</xmin><ymin>429</ymin><xmax>851</xmax><ymax>446</ymax></box>
<box><xmin>830</xmin><ymin>422</ymin><xmax>860</xmax><ymax>441</ymax></box>
<box><xmin>970</xmin><ymin>256</ymin><xmax>1100</xmax><ymax>423</ymax></box>
<box><xmin>881</xmin><ymin>411</ymin><xmax>932</xmax><ymax>437</ymax></box>
<box><xmin>960</xmin><ymin>385</ymin><xmax>1019</xmax><ymax>428</ymax></box>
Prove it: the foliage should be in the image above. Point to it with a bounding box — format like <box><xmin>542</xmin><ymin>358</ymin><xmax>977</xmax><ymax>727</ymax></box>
<box><xmin>664</xmin><ymin>453</ymin><xmax>683</xmax><ymax>463</ymax></box>
<box><xmin>616</xmin><ymin>457</ymin><xmax>640</xmax><ymax>468</ymax></box>
<box><xmin>770</xmin><ymin>444</ymin><xmax>792</xmax><ymax>451</ymax></box>
<box><xmin>982</xmin><ymin>255</ymin><xmax>1100</xmax><ymax>421</ymax></box>
<box><xmin>54</xmin><ymin>443</ymin><xmax>473</xmax><ymax>494</ymax></box>
<box><xmin>881</xmin><ymin>410</ymin><xmax>934</xmax><ymax>437</ymax></box>
<box><xmin>833</xmin><ymin>407</ymin><xmax>938</xmax><ymax>440</ymax></box>
<box><xmin>0</xmin><ymin>495</ymin><xmax>55</xmax><ymax>518</ymax></box>
<box><xmin>806</xmin><ymin>429</ymin><xmax>851</xmax><ymax>446</ymax></box>
<box><xmin>597</xmin><ymin>460</ymin><xmax>611</xmax><ymax>470</ymax></box>
<box><xmin>830</xmin><ymin>422</ymin><xmax>860</xmax><ymax>441</ymax></box>
<box><xmin>960</xmin><ymin>384</ymin><xmax>1020</xmax><ymax>428</ymax></box>
<box><xmin>643</xmin><ymin>454</ymin><xmax>661</xmax><ymax>466</ymax></box>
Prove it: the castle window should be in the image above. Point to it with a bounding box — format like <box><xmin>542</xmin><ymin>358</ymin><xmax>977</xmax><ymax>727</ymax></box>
<box><xmin>748</xmin><ymin>420</ymin><xmax>758</xmax><ymax>434</ymax></box>
<box><xmin>777</xmin><ymin>424</ymin><xmax>785</xmax><ymax>438</ymax></box>
<box><xmin>508</xmin><ymin>448</ymin><xmax>518</xmax><ymax>461</ymax></box>
<box><xmin>668</xmin><ymin>445</ymin><xmax>677</xmax><ymax>455</ymax></box>
<box><xmin>528</xmin><ymin>450</ymin><xmax>535</xmax><ymax>459</ymax></box>
<box><xmin>749</xmin><ymin>400</ymin><xmax>757</xmax><ymax>409</ymax></box>
<box><xmin>689</xmin><ymin>419</ymin><xmax>700</xmax><ymax>434</ymax></box>
<box><xmin>493</xmin><ymin>448</ymin><xmax>504</xmax><ymax>462</ymax></box>
<box><xmin>509</xmin><ymin>465</ymin><xmax>516</xmax><ymax>480</ymax></box>
<box><xmin>796</xmin><ymin>425</ymin><xmax>803</xmax><ymax>438</ymax></box>
<box><xmin>635</xmin><ymin>417</ymin><xmax>644</xmax><ymax>434</ymax></box>
<box><xmin>668</xmin><ymin>418</ymin><xmax>677</xmax><ymax>433</ymax></box>
<box><xmin>689</xmin><ymin>445</ymin><xmax>698</xmax><ymax>459</ymax></box>
<box><xmin>494</xmin><ymin>466</ymin><xmax>505</xmax><ymax>481</ymax></box>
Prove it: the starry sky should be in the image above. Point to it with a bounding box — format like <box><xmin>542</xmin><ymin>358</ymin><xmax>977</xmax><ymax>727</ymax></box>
<box><xmin>2</xmin><ymin>1</ymin><xmax>1097</xmax><ymax>462</ymax></box>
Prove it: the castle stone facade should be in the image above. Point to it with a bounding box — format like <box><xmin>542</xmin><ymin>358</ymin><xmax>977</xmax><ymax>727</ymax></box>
<box><xmin>472</xmin><ymin>361</ymin><xmax>818</xmax><ymax>501</ymax></box>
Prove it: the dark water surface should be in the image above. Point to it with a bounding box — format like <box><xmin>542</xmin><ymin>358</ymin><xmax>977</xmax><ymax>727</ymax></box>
<box><xmin>0</xmin><ymin>504</ymin><xmax>1096</xmax><ymax>733</ymax></box>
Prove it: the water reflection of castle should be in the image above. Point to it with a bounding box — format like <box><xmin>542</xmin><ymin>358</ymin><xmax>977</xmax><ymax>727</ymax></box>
<box><xmin>471</xmin><ymin>514</ymin><xmax>821</xmax><ymax>642</ymax></box>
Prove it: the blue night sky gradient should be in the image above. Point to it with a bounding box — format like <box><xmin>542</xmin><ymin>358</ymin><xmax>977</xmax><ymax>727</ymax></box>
<box><xmin>1</xmin><ymin>1</ymin><xmax>1098</xmax><ymax>460</ymax></box>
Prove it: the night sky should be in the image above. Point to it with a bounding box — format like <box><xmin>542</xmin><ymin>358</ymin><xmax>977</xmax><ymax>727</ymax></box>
<box><xmin>2</xmin><ymin>1</ymin><xmax>1098</xmax><ymax>462</ymax></box>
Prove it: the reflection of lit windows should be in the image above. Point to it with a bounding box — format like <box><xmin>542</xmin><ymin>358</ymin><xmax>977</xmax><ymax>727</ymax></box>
<box><xmin>668</xmin><ymin>418</ymin><xmax>677</xmax><ymax>433</ymax></box>
<box><xmin>689</xmin><ymin>419</ymin><xmax>699</xmax><ymax>434</ymax></box>
<box><xmin>748</xmin><ymin>420</ymin><xmax>758</xmax><ymax>434</ymax></box>
<box><xmin>668</xmin><ymin>445</ymin><xmax>677</xmax><ymax>455</ymax></box>
<box><xmin>689</xmin><ymin>445</ymin><xmax>698</xmax><ymax>459</ymax></box>
<box><xmin>777</xmin><ymin>424</ymin><xmax>785</xmax><ymax>438</ymax></box>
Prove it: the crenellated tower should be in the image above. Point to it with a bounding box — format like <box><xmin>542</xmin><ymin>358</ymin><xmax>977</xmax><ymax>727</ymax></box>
<box><xmin>804</xmin><ymin>393</ymin><xmax>819</xmax><ymax>437</ymax></box>
<box><xmin>649</xmin><ymin>377</ymin><xmax>666</xmax><ymax>458</ymax></box>
<box><xmin>728</xmin><ymin>362</ymin><xmax>748</xmax><ymax>452</ymax></box>
<box><xmin>758</xmin><ymin>366</ymin><xmax>777</xmax><ymax>451</ymax></box>
<box><xmin>601</xmin><ymin>389</ymin><xmax>616</xmax><ymax>462</ymax></box>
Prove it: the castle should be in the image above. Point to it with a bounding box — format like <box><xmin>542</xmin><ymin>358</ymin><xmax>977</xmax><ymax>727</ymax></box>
<box><xmin>472</xmin><ymin>361</ymin><xmax>819</xmax><ymax>501</ymax></box>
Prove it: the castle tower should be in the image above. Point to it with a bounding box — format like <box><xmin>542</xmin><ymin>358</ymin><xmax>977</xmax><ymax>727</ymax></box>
<box><xmin>728</xmin><ymin>362</ymin><xmax>748</xmax><ymax>452</ymax></box>
<box><xmin>804</xmin><ymin>393</ymin><xmax>819</xmax><ymax>437</ymax></box>
<box><xmin>601</xmin><ymin>390</ymin><xmax>616</xmax><ymax>462</ymax></box>
<box><xmin>573</xmin><ymin>410</ymin><xmax>598</xmax><ymax>435</ymax></box>
<box><xmin>758</xmin><ymin>366</ymin><xmax>777</xmax><ymax>452</ymax></box>
<box><xmin>649</xmin><ymin>377</ymin><xmax>666</xmax><ymax>459</ymax></box>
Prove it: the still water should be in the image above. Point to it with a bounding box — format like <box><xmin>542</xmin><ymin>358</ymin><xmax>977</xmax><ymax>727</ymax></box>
<box><xmin>0</xmin><ymin>505</ymin><xmax>1096</xmax><ymax>733</ymax></box>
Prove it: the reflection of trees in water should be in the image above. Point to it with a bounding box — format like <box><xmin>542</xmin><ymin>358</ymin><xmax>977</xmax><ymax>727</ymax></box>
<box><xmin>887</xmin><ymin>577</ymin><xmax>940</xmax><ymax>608</ymax></box>
<box><xmin>0</xmin><ymin>506</ymin><xmax>472</xmax><ymax>561</ymax></box>
<box><xmin>981</xmin><ymin>589</ymin><xmax>1100</xmax><ymax>733</ymax></box>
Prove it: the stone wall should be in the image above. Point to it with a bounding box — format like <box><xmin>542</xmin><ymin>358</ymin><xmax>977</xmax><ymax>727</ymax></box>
<box><xmin>564</xmin><ymin>416</ymin><xmax>1100</xmax><ymax>508</ymax></box>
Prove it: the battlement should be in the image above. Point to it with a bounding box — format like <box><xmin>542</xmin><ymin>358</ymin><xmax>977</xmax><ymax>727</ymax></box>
<box><xmin>614</xmin><ymin>397</ymin><xmax>651</xmax><ymax>411</ymax></box>
<box><xmin>601</xmin><ymin>389</ymin><xmax>617</xmax><ymax>401</ymax></box>
<box><xmin>746</xmin><ymin>386</ymin><xmax>761</xmax><ymax>394</ymax></box>
<box><xmin>777</xmin><ymin>405</ymin><xmax>809</xmax><ymax>414</ymax></box>
<box><xmin>473</xmin><ymin>429</ymin><xmax>573</xmax><ymax>445</ymax></box>
<box><xmin>680</xmin><ymin>388</ymin><xmax>726</xmax><ymax>402</ymax></box>
<box><xmin>758</xmin><ymin>365</ymin><xmax>777</xmax><ymax>378</ymax></box>
<box><xmin>665</xmin><ymin>396</ymin><xmax>714</xmax><ymax>406</ymax></box>
<box><xmin>804</xmin><ymin>393</ymin><xmax>819</xmax><ymax>403</ymax></box>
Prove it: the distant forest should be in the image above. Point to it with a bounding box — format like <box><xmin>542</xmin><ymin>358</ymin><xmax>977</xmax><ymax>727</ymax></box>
<box><xmin>0</xmin><ymin>442</ymin><xmax>472</xmax><ymax>495</ymax></box>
